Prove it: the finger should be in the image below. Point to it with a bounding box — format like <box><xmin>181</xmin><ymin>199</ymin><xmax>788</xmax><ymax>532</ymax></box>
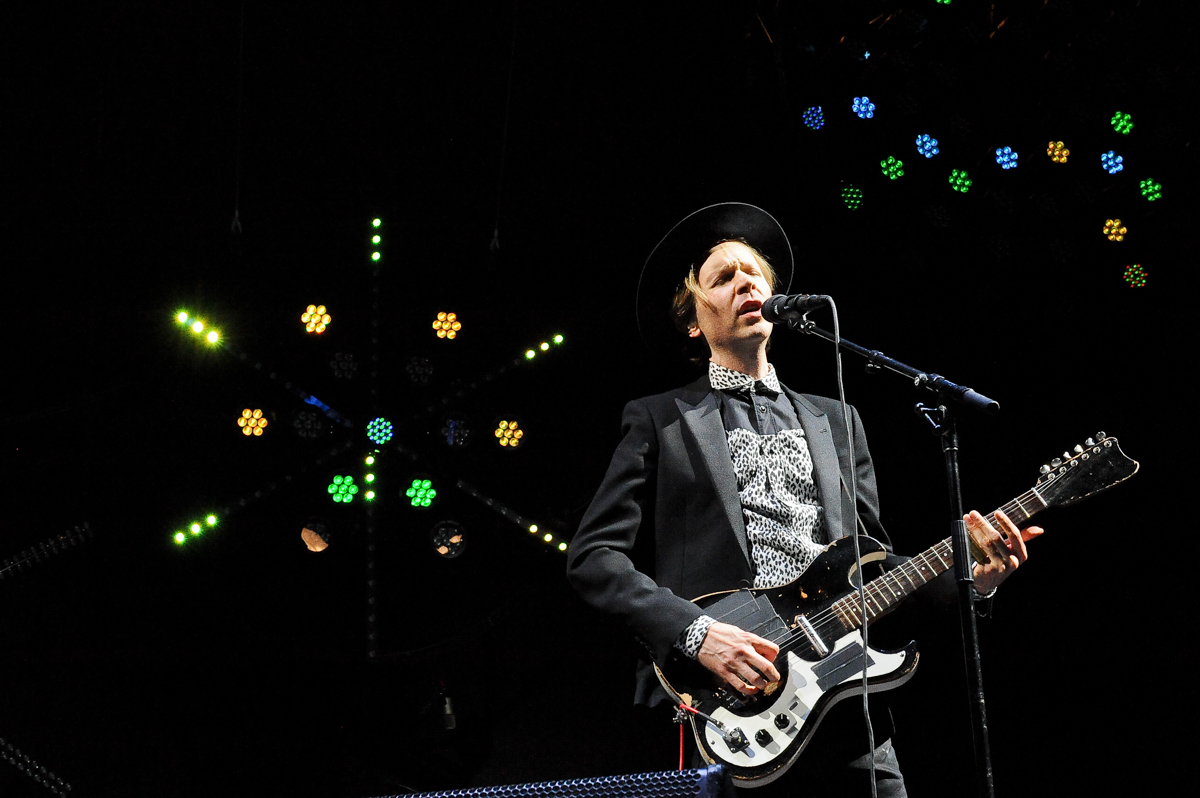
<box><xmin>994</xmin><ymin>510</ymin><xmax>1033</xmax><ymax>564</ymax></box>
<box><xmin>1021</xmin><ymin>525</ymin><xmax>1045</xmax><ymax>543</ymax></box>
<box><xmin>745</xmin><ymin>649</ymin><xmax>781</xmax><ymax>684</ymax></box>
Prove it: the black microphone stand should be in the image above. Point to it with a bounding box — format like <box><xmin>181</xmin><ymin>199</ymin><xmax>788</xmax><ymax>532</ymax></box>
<box><xmin>780</xmin><ymin>313</ymin><xmax>1000</xmax><ymax>798</ymax></box>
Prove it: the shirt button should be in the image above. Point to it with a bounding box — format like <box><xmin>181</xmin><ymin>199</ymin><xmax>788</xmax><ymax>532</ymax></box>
<box><xmin>757</xmin><ymin>405</ymin><xmax>766</xmax><ymax>414</ymax></box>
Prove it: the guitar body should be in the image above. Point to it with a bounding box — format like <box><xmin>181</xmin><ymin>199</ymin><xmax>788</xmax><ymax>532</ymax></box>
<box><xmin>657</xmin><ymin>536</ymin><xmax>919</xmax><ymax>788</ymax></box>
<box><xmin>653</xmin><ymin>433</ymin><xmax>1138</xmax><ymax>788</ymax></box>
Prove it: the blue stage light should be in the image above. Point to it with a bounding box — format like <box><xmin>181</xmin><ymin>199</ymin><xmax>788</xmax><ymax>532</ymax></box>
<box><xmin>852</xmin><ymin>97</ymin><xmax>876</xmax><ymax>119</ymax></box>
<box><xmin>916</xmin><ymin>135</ymin><xmax>940</xmax><ymax>158</ymax></box>
<box><xmin>1101</xmin><ymin>150</ymin><xmax>1124</xmax><ymax>174</ymax></box>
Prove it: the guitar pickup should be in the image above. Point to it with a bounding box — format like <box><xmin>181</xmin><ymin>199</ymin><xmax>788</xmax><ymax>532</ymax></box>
<box><xmin>794</xmin><ymin>615</ymin><xmax>829</xmax><ymax>657</ymax></box>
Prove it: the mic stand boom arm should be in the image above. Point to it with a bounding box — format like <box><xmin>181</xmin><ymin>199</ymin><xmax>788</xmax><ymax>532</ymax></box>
<box><xmin>784</xmin><ymin>317</ymin><xmax>999</xmax><ymax>415</ymax></box>
<box><xmin>782</xmin><ymin>314</ymin><xmax>1000</xmax><ymax>798</ymax></box>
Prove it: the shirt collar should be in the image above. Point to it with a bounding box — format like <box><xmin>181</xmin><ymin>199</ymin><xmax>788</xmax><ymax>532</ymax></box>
<box><xmin>707</xmin><ymin>362</ymin><xmax>782</xmax><ymax>395</ymax></box>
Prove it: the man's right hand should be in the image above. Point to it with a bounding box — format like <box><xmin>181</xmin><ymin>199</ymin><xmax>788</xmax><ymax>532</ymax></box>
<box><xmin>697</xmin><ymin>621</ymin><xmax>781</xmax><ymax>695</ymax></box>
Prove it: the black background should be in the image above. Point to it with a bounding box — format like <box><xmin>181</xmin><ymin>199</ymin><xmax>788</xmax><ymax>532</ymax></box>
<box><xmin>3</xmin><ymin>2</ymin><xmax>1195</xmax><ymax>796</ymax></box>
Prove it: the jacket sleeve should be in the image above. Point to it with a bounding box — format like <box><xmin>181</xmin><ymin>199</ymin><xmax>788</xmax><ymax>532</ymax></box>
<box><xmin>565</xmin><ymin>397</ymin><xmax>704</xmax><ymax>667</ymax></box>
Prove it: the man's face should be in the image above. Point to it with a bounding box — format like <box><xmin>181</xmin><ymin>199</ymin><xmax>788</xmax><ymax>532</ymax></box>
<box><xmin>687</xmin><ymin>241</ymin><xmax>773</xmax><ymax>357</ymax></box>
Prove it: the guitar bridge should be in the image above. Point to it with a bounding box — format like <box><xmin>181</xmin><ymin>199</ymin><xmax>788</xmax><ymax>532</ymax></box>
<box><xmin>794</xmin><ymin>614</ymin><xmax>829</xmax><ymax>657</ymax></box>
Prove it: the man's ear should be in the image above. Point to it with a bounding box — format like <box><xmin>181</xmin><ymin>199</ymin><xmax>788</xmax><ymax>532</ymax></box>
<box><xmin>687</xmin><ymin>324</ymin><xmax>703</xmax><ymax>339</ymax></box>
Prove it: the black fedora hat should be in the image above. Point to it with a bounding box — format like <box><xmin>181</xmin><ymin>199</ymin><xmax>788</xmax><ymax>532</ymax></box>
<box><xmin>636</xmin><ymin>202</ymin><xmax>793</xmax><ymax>358</ymax></box>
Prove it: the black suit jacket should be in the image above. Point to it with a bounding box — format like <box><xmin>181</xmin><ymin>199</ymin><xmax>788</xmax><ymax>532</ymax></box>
<box><xmin>566</xmin><ymin>374</ymin><xmax>894</xmax><ymax>707</ymax></box>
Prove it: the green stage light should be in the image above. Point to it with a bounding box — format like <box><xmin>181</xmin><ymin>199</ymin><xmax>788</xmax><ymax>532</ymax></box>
<box><xmin>949</xmin><ymin>169</ymin><xmax>973</xmax><ymax>193</ymax></box>
<box><xmin>406</xmin><ymin>478</ymin><xmax>437</xmax><ymax>508</ymax></box>
<box><xmin>328</xmin><ymin>475</ymin><xmax>359</xmax><ymax>503</ymax></box>
<box><xmin>881</xmin><ymin>156</ymin><xmax>904</xmax><ymax>180</ymax></box>
<box><xmin>1111</xmin><ymin>112</ymin><xmax>1134</xmax><ymax>135</ymax></box>
<box><xmin>370</xmin><ymin>218</ymin><xmax>383</xmax><ymax>265</ymax></box>
<box><xmin>1140</xmin><ymin>179</ymin><xmax>1162</xmax><ymax>201</ymax></box>
<box><xmin>842</xmin><ymin>186</ymin><xmax>863</xmax><ymax>209</ymax></box>
<box><xmin>174</xmin><ymin>532</ymin><xmax>186</xmax><ymax>545</ymax></box>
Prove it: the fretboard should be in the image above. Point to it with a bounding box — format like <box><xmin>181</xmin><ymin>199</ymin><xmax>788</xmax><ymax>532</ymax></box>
<box><xmin>829</xmin><ymin>490</ymin><xmax>1047</xmax><ymax>631</ymax></box>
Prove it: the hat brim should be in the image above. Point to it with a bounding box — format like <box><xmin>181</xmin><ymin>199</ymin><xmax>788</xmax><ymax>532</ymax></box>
<box><xmin>636</xmin><ymin>202</ymin><xmax>793</xmax><ymax>359</ymax></box>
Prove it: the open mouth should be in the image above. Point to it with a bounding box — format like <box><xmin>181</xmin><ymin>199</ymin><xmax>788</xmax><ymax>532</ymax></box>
<box><xmin>739</xmin><ymin>300</ymin><xmax>763</xmax><ymax>317</ymax></box>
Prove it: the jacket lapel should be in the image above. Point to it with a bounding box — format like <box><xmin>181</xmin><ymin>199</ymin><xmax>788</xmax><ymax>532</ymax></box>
<box><xmin>675</xmin><ymin>386</ymin><xmax>753</xmax><ymax>569</ymax></box>
<box><xmin>784</xmin><ymin>389</ymin><xmax>847</xmax><ymax>541</ymax></box>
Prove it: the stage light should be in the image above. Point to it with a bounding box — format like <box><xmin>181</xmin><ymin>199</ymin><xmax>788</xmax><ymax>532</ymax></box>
<box><xmin>841</xmin><ymin>186</ymin><xmax>863</xmax><ymax>209</ymax></box>
<box><xmin>331</xmin><ymin>352</ymin><xmax>357</xmax><ymax>380</ymax></box>
<box><xmin>949</xmin><ymin>169</ymin><xmax>973</xmax><ymax>193</ymax></box>
<box><xmin>430</xmin><ymin>521</ymin><xmax>466</xmax><ymax>558</ymax></box>
<box><xmin>881</xmin><ymin>156</ymin><xmax>904</xmax><ymax>179</ymax></box>
<box><xmin>1111</xmin><ymin>112</ymin><xmax>1134</xmax><ymax>135</ymax></box>
<box><xmin>327</xmin><ymin>475</ymin><xmax>359</xmax><ymax>503</ymax></box>
<box><xmin>293</xmin><ymin>408</ymin><xmax>325</xmax><ymax>440</ymax></box>
<box><xmin>522</xmin><ymin>334</ymin><xmax>565</xmax><ymax>361</ymax></box>
<box><xmin>302</xmin><ymin>305</ymin><xmax>331</xmax><ymax>334</ymax></box>
<box><xmin>177</xmin><ymin>309</ymin><xmax>222</xmax><ymax>346</ymax></box>
<box><xmin>406</xmin><ymin>478</ymin><xmax>437</xmax><ymax>508</ymax></box>
<box><xmin>995</xmin><ymin>147</ymin><xmax>1018</xmax><ymax>170</ymax></box>
<box><xmin>1123</xmin><ymin>264</ymin><xmax>1147</xmax><ymax>287</ymax></box>
<box><xmin>407</xmin><ymin>356</ymin><xmax>433</xmax><ymax>386</ymax></box>
<box><xmin>370</xmin><ymin>218</ymin><xmax>383</xmax><ymax>264</ymax></box>
<box><xmin>803</xmin><ymin>106</ymin><xmax>825</xmax><ymax>129</ymax></box>
<box><xmin>172</xmin><ymin>514</ymin><xmax>217</xmax><ymax>546</ymax></box>
<box><xmin>1104</xmin><ymin>219</ymin><xmax>1128</xmax><ymax>241</ymax></box>
<box><xmin>1047</xmin><ymin>141</ymin><xmax>1070</xmax><ymax>163</ymax></box>
<box><xmin>433</xmin><ymin>312</ymin><xmax>462</xmax><ymax>339</ymax></box>
<box><xmin>441</xmin><ymin>417</ymin><xmax>472</xmax><ymax>448</ymax></box>
<box><xmin>302</xmin><ymin>522</ymin><xmax>330</xmax><ymax>552</ymax></box>
<box><xmin>916</xmin><ymin>135</ymin><xmax>939</xmax><ymax>158</ymax></box>
<box><xmin>366</xmin><ymin>417</ymin><xmax>394</xmax><ymax>445</ymax></box>
<box><xmin>494</xmin><ymin>419</ymin><xmax>524</xmax><ymax>449</ymax></box>
<box><xmin>1101</xmin><ymin>150</ymin><xmax>1124</xmax><ymax>174</ymax></box>
<box><xmin>238</xmin><ymin>408</ymin><xmax>268</xmax><ymax>437</ymax></box>
<box><xmin>1140</xmin><ymin>179</ymin><xmax>1162</xmax><ymax>201</ymax></box>
<box><xmin>852</xmin><ymin>97</ymin><xmax>876</xmax><ymax>119</ymax></box>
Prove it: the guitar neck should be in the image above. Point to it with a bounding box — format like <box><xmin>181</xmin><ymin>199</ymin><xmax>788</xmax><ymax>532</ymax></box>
<box><xmin>830</xmin><ymin>490</ymin><xmax>1048</xmax><ymax>631</ymax></box>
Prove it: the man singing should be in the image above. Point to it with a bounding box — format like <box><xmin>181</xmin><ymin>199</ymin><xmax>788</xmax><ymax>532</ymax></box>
<box><xmin>565</xmin><ymin>202</ymin><xmax>1038</xmax><ymax>797</ymax></box>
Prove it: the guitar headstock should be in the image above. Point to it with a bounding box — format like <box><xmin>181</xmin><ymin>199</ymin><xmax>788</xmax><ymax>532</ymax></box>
<box><xmin>1034</xmin><ymin>433</ymin><xmax>1139</xmax><ymax>509</ymax></box>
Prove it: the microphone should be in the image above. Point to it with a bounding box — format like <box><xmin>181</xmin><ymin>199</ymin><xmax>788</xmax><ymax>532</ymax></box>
<box><xmin>761</xmin><ymin>294</ymin><xmax>830</xmax><ymax>323</ymax></box>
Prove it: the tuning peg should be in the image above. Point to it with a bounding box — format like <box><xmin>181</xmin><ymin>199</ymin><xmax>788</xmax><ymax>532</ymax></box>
<box><xmin>1096</xmin><ymin>431</ymin><xmax>1106</xmax><ymax>440</ymax></box>
<box><xmin>1085</xmin><ymin>438</ymin><xmax>1096</xmax><ymax>447</ymax></box>
<box><xmin>1073</xmin><ymin>444</ymin><xmax>1083</xmax><ymax>454</ymax></box>
<box><xmin>1050</xmin><ymin>457</ymin><xmax>1062</xmax><ymax>468</ymax></box>
<box><xmin>1039</xmin><ymin>464</ymin><xmax>1051</xmax><ymax>474</ymax></box>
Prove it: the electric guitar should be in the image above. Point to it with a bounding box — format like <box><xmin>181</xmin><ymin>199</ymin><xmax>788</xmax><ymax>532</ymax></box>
<box><xmin>655</xmin><ymin>434</ymin><xmax>1138</xmax><ymax>788</ymax></box>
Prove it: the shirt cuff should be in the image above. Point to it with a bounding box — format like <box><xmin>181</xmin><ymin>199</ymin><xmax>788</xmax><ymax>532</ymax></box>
<box><xmin>674</xmin><ymin>615</ymin><xmax>716</xmax><ymax>660</ymax></box>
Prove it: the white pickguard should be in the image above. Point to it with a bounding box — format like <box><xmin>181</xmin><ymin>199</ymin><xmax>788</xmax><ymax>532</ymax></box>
<box><xmin>699</xmin><ymin>631</ymin><xmax>910</xmax><ymax>779</ymax></box>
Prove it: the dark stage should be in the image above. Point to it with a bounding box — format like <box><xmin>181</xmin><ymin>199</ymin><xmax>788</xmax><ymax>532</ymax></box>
<box><xmin>4</xmin><ymin>2</ymin><xmax>1195</xmax><ymax>796</ymax></box>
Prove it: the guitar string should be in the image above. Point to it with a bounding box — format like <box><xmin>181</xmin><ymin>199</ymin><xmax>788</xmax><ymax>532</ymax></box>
<box><xmin>745</xmin><ymin>493</ymin><xmax>1041</xmax><ymax>657</ymax></box>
